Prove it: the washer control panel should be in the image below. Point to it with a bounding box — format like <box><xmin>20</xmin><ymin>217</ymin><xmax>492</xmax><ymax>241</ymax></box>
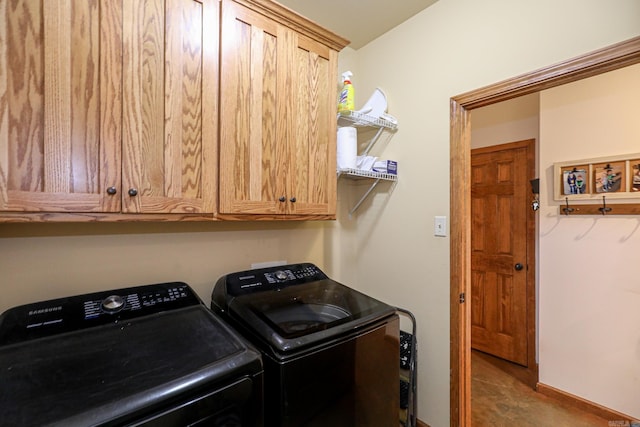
<box><xmin>222</xmin><ymin>263</ymin><xmax>328</xmax><ymax>297</ymax></box>
<box><xmin>0</xmin><ymin>282</ymin><xmax>199</xmax><ymax>345</ymax></box>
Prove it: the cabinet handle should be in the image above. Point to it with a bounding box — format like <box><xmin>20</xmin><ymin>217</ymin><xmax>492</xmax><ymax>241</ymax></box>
<box><xmin>279</xmin><ymin>196</ymin><xmax>286</xmax><ymax>202</ymax></box>
<box><xmin>289</xmin><ymin>197</ymin><xmax>296</xmax><ymax>203</ymax></box>
<box><xmin>128</xmin><ymin>188</ymin><xmax>138</xmax><ymax>197</ymax></box>
<box><xmin>106</xmin><ymin>186</ymin><xmax>117</xmax><ymax>195</ymax></box>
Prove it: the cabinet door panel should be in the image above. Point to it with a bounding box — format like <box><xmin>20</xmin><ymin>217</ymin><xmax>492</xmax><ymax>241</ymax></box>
<box><xmin>219</xmin><ymin>1</ymin><xmax>285</xmax><ymax>214</ymax></box>
<box><xmin>122</xmin><ymin>0</ymin><xmax>217</xmax><ymax>214</ymax></box>
<box><xmin>0</xmin><ymin>0</ymin><xmax>121</xmax><ymax>212</ymax></box>
<box><xmin>288</xmin><ymin>36</ymin><xmax>337</xmax><ymax>215</ymax></box>
<box><xmin>219</xmin><ymin>0</ymin><xmax>339</xmax><ymax>217</ymax></box>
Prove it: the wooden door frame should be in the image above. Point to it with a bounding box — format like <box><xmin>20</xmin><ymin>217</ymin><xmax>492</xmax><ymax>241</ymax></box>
<box><xmin>471</xmin><ymin>139</ymin><xmax>536</xmax><ymax>378</ymax></box>
<box><xmin>450</xmin><ymin>36</ymin><xmax>640</xmax><ymax>427</ymax></box>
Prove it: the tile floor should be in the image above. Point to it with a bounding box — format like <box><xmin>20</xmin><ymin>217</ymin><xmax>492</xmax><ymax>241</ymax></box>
<box><xmin>471</xmin><ymin>350</ymin><xmax>614</xmax><ymax>426</ymax></box>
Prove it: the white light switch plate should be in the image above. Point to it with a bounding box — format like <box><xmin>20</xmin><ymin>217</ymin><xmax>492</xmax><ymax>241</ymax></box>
<box><xmin>434</xmin><ymin>216</ymin><xmax>447</xmax><ymax>237</ymax></box>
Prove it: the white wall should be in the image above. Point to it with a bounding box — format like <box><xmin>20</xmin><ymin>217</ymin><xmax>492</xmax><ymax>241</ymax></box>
<box><xmin>538</xmin><ymin>63</ymin><xmax>640</xmax><ymax>419</ymax></box>
<box><xmin>347</xmin><ymin>0</ymin><xmax>640</xmax><ymax>425</ymax></box>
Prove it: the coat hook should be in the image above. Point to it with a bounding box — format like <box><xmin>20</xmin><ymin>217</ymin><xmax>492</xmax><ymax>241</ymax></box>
<box><xmin>599</xmin><ymin>195</ymin><xmax>612</xmax><ymax>215</ymax></box>
<box><xmin>562</xmin><ymin>197</ymin><xmax>574</xmax><ymax>215</ymax></box>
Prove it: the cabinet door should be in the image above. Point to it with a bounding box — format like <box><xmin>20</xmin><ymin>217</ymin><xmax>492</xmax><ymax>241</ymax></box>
<box><xmin>218</xmin><ymin>0</ymin><xmax>338</xmax><ymax>216</ymax></box>
<box><xmin>122</xmin><ymin>0</ymin><xmax>218</xmax><ymax>214</ymax></box>
<box><xmin>0</xmin><ymin>0</ymin><xmax>122</xmax><ymax>212</ymax></box>
<box><xmin>218</xmin><ymin>0</ymin><xmax>288</xmax><ymax>214</ymax></box>
<box><xmin>287</xmin><ymin>35</ymin><xmax>337</xmax><ymax>215</ymax></box>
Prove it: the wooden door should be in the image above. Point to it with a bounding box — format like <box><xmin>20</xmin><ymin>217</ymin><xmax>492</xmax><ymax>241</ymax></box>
<box><xmin>121</xmin><ymin>0</ymin><xmax>218</xmax><ymax>214</ymax></box>
<box><xmin>218</xmin><ymin>0</ymin><xmax>288</xmax><ymax>214</ymax></box>
<box><xmin>0</xmin><ymin>0</ymin><xmax>122</xmax><ymax>213</ymax></box>
<box><xmin>287</xmin><ymin>34</ymin><xmax>338</xmax><ymax>215</ymax></box>
<box><xmin>471</xmin><ymin>140</ymin><xmax>531</xmax><ymax>366</ymax></box>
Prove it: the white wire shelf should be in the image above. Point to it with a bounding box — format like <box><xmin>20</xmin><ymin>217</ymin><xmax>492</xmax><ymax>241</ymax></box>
<box><xmin>336</xmin><ymin>111</ymin><xmax>398</xmax><ymax>216</ymax></box>
<box><xmin>337</xmin><ymin>168</ymin><xmax>398</xmax><ymax>216</ymax></box>
<box><xmin>337</xmin><ymin>111</ymin><xmax>398</xmax><ymax>130</ymax></box>
<box><xmin>337</xmin><ymin>168</ymin><xmax>398</xmax><ymax>182</ymax></box>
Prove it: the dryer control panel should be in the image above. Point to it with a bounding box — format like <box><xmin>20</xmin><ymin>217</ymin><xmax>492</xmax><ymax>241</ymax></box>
<box><xmin>0</xmin><ymin>282</ymin><xmax>200</xmax><ymax>345</ymax></box>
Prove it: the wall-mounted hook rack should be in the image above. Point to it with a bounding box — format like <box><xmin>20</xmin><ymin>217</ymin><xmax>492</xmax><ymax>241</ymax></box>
<box><xmin>558</xmin><ymin>201</ymin><xmax>640</xmax><ymax>215</ymax></box>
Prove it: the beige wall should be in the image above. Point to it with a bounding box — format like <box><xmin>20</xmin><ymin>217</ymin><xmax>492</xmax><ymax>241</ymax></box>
<box><xmin>471</xmin><ymin>93</ymin><xmax>540</xmax><ymax>151</ymax></box>
<box><xmin>325</xmin><ymin>45</ymin><xmax>361</xmax><ymax>286</ymax></box>
<box><xmin>348</xmin><ymin>0</ymin><xmax>640</xmax><ymax>425</ymax></box>
<box><xmin>539</xmin><ymin>63</ymin><xmax>640</xmax><ymax>419</ymax></box>
<box><xmin>0</xmin><ymin>222</ymin><xmax>329</xmax><ymax>310</ymax></box>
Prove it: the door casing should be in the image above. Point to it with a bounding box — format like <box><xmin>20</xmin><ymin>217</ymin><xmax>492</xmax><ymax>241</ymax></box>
<box><xmin>450</xmin><ymin>36</ymin><xmax>640</xmax><ymax>427</ymax></box>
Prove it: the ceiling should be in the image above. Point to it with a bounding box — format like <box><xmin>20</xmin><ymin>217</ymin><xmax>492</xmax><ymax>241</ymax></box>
<box><xmin>276</xmin><ymin>0</ymin><xmax>439</xmax><ymax>49</ymax></box>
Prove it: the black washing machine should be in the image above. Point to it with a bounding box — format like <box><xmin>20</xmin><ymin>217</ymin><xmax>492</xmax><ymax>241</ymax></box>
<box><xmin>0</xmin><ymin>282</ymin><xmax>263</xmax><ymax>426</ymax></box>
<box><xmin>212</xmin><ymin>263</ymin><xmax>399</xmax><ymax>427</ymax></box>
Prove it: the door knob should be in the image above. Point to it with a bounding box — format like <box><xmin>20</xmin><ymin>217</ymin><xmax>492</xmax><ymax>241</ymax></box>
<box><xmin>279</xmin><ymin>196</ymin><xmax>286</xmax><ymax>202</ymax></box>
<box><xmin>515</xmin><ymin>263</ymin><xmax>524</xmax><ymax>271</ymax></box>
<box><xmin>128</xmin><ymin>188</ymin><xmax>138</xmax><ymax>197</ymax></box>
<box><xmin>289</xmin><ymin>197</ymin><xmax>296</xmax><ymax>203</ymax></box>
<box><xmin>106</xmin><ymin>186</ymin><xmax>117</xmax><ymax>195</ymax></box>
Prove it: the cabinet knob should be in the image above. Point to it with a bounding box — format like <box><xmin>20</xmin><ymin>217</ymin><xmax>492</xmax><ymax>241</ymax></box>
<box><xmin>279</xmin><ymin>196</ymin><xmax>286</xmax><ymax>202</ymax></box>
<box><xmin>106</xmin><ymin>186</ymin><xmax>117</xmax><ymax>195</ymax></box>
<box><xmin>289</xmin><ymin>197</ymin><xmax>296</xmax><ymax>203</ymax></box>
<box><xmin>128</xmin><ymin>188</ymin><xmax>138</xmax><ymax>197</ymax></box>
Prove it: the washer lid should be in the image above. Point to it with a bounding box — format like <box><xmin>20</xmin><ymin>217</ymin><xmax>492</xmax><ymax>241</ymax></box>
<box><xmin>229</xmin><ymin>278</ymin><xmax>396</xmax><ymax>353</ymax></box>
<box><xmin>0</xmin><ymin>305</ymin><xmax>262</xmax><ymax>427</ymax></box>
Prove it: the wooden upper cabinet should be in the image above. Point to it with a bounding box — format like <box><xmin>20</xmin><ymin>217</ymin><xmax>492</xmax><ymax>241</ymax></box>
<box><xmin>218</xmin><ymin>0</ymin><xmax>346</xmax><ymax>217</ymax></box>
<box><xmin>1</xmin><ymin>0</ymin><xmax>343</xmax><ymax>221</ymax></box>
<box><xmin>0</xmin><ymin>0</ymin><xmax>218</xmax><ymax>217</ymax></box>
<box><xmin>0</xmin><ymin>0</ymin><xmax>122</xmax><ymax>213</ymax></box>
<box><xmin>122</xmin><ymin>0</ymin><xmax>218</xmax><ymax>214</ymax></box>
<box><xmin>288</xmin><ymin>36</ymin><xmax>338</xmax><ymax>216</ymax></box>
